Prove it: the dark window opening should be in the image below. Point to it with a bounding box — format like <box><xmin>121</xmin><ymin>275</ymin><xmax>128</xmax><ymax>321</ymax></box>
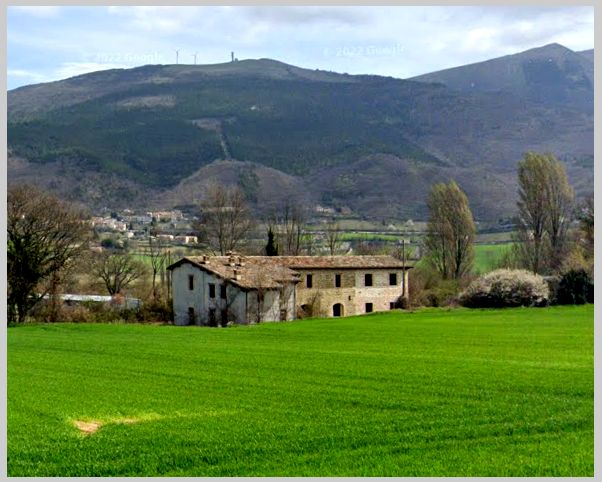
<box><xmin>188</xmin><ymin>275</ymin><xmax>194</xmax><ymax>290</ymax></box>
<box><xmin>306</xmin><ymin>274</ymin><xmax>313</xmax><ymax>288</ymax></box>
<box><xmin>365</xmin><ymin>303</ymin><xmax>373</xmax><ymax>313</ymax></box>
<box><xmin>300</xmin><ymin>304</ymin><xmax>312</xmax><ymax>318</ymax></box>
<box><xmin>335</xmin><ymin>274</ymin><xmax>341</xmax><ymax>288</ymax></box>
<box><xmin>209</xmin><ymin>283</ymin><xmax>215</xmax><ymax>298</ymax></box>
<box><xmin>208</xmin><ymin>308</ymin><xmax>217</xmax><ymax>327</ymax></box>
<box><xmin>389</xmin><ymin>273</ymin><xmax>397</xmax><ymax>286</ymax></box>
<box><xmin>333</xmin><ymin>303</ymin><xmax>343</xmax><ymax>317</ymax></box>
<box><xmin>365</xmin><ymin>274</ymin><xmax>373</xmax><ymax>287</ymax></box>
<box><xmin>220</xmin><ymin>284</ymin><xmax>227</xmax><ymax>299</ymax></box>
<box><xmin>188</xmin><ymin>307</ymin><xmax>195</xmax><ymax>325</ymax></box>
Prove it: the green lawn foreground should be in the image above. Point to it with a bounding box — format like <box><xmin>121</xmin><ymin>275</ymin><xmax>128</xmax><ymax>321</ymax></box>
<box><xmin>7</xmin><ymin>305</ymin><xmax>593</xmax><ymax>476</ymax></box>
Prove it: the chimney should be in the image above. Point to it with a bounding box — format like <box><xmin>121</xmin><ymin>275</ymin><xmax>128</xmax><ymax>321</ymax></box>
<box><xmin>233</xmin><ymin>269</ymin><xmax>242</xmax><ymax>281</ymax></box>
<box><xmin>237</xmin><ymin>256</ymin><xmax>245</xmax><ymax>267</ymax></box>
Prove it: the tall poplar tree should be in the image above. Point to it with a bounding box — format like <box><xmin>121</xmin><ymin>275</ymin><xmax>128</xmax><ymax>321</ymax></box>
<box><xmin>424</xmin><ymin>181</ymin><xmax>476</xmax><ymax>280</ymax></box>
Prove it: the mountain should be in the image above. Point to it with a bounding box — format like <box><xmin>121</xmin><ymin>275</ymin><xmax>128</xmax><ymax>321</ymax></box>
<box><xmin>411</xmin><ymin>43</ymin><xmax>593</xmax><ymax>111</ymax></box>
<box><xmin>7</xmin><ymin>45</ymin><xmax>594</xmax><ymax>221</ymax></box>
<box><xmin>578</xmin><ymin>49</ymin><xmax>594</xmax><ymax>63</ymax></box>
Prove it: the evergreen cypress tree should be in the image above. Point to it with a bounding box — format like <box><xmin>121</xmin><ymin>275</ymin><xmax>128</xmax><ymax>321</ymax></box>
<box><xmin>265</xmin><ymin>227</ymin><xmax>278</xmax><ymax>256</ymax></box>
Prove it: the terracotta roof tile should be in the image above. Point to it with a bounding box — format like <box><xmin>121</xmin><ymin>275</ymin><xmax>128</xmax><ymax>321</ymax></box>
<box><xmin>172</xmin><ymin>256</ymin><xmax>301</xmax><ymax>290</ymax></box>
<box><xmin>168</xmin><ymin>255</ymin><xmax>412</xmax><ymax>290</ymax></box>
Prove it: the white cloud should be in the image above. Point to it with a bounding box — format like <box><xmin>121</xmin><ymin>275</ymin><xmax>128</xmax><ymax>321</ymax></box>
<box><xmin>7</xmin><ymin>6</ymin><xmax>594</xmax><ymax>89</ymax></box>
<box><xmin>7</xmin><ymin>69</ymin><xmax>48</xmax><ymax>83</ymax></box>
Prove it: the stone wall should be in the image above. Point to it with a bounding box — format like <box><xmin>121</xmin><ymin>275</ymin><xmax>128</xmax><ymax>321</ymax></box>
<box><xmin>295</xmin><ymin>268</ymin><xmax>409</xmax><ymax>318</ymax></box>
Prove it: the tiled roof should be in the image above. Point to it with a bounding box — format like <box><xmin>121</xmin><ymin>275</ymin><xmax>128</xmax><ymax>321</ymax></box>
<box><xmin>168</xmin><ymin>255</ymin><xmax>412</xmax><ymax>290</ymax></box>
<box><xmin>266</xmin><ymin>255</ymin><xmax>413</xmax><ymax>270</ymax></box>
<box><xmin>168</xmin><ymin>256</ymin><xmax>301</xmax><ymax>290</ymax></box>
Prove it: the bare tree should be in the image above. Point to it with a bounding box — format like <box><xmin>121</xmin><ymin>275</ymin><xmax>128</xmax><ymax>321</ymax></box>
<box><xmin>92</xmin><ymin>252</ymin><xmax>147</xmax><ymax>296</ymax></box>
<box><xmin>424</xmin><ymin>180</ymin><xmax>476</xmax><ymax>280</ymax></box>
<box><xmin>325</xmin><ymin>219</ymin><xmax>343</xmax><ymax>255</ymax></box>
<box><xmin>545</xmin><ymin>156</ymin><xmax>574</xmax><ymax>271</ymax></box>
<box><xmin>148</xmin><ymin>236</ymin><xmax>168</xmax><ymax>299</ymax></box>
<box><xmin>514</xmin><ymin>152</ymin><xmax>574</xmax><ymax>274</ymax></box>
<box><xmin>268</xmin><ymin>200</ymin><xmax>307</xmax><ymax>255</ymax></box>
<box><xmin>577</xmin><ymin>193</ymin><xmax>594</xmax><ymax>261</ymax></box>
<box><xmin>195</xmin><ymin>183</ymin><xmax>254</xmax><ymax>255</ymax></box>
<box><xmin>8</xmin><ymin>185</ymin><xmax>90</xmax><ymax>324</ymax></box>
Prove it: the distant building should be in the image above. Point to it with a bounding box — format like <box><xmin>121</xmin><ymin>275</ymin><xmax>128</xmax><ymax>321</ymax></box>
<box><xmin>91</xmin><ymin>217</ymin><xmax>127</xmax><ymax>231</ymax></box>
<box><xmin>174</xmin><ymin>235</ymin><xmax>198</xmax><ymax>244</ymax></box>
<box><xmin>147</xmin><ymin>210</ymin><xmax>183</xmax><ymax>222</ymax></box>
<box><xmin>42</xmin><ymin>293</ymin><xmax>141</xmax><ymax>309</ymax></box>
<box><xmin>168</xmin><ymin>255</ymin><xmax>412</xmax><ymax>326</ymax></box>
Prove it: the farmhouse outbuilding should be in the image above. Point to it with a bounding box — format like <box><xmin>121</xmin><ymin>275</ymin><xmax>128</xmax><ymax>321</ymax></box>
<box><xmin>168</xmin><ymin>254</ymin><xmax>412</xmax><ymax>326</ymax></box>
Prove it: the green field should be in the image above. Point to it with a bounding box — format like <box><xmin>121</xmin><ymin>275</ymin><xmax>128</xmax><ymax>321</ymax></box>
<box><xmin>474</xmin><ymin>243</ymin><xmax>513</xmax><ymax>273</ymax></box>
<box><xmin>8</xmin><ymin>306</ymin><xmax>593</xmax><ymax>476</ymax></box>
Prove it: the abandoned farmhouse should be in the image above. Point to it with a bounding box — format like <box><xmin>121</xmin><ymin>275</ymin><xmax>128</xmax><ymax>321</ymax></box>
<box><xmin>168</xmin><ymin>255</ymin><xmax>412</xmax><ymax>326</ymax></box>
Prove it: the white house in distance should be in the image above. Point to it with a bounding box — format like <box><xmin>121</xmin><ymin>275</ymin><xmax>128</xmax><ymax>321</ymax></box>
<box><xmin>168</xmin><ymin>254</ymin><xmax>412</xmax><ymax>326</ymax></box>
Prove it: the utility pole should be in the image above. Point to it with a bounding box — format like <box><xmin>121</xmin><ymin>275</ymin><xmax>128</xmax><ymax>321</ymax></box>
<box><xmin>175</xmin><ymin>49</ymin><xmax>180</xmax><ymax>64</ymax></box>
<box><xmin>401</xmin><ymin>238</ymin><xmax>406</xmax><ymax>298</ymax></box>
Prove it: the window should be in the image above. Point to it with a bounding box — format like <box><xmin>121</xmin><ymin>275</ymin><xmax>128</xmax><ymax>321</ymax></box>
<box><xmin>188</xmin><ymin>275</ymin><xmax>194</xmax><ymax>290</ymax></box>
<box><xmin>220</xmin><ymin>284</ymin><xmax>227</xmax><ymax>299</ymax></box>
<box><xmin>364</xmin><ymin>273</ymin><xmax>373</xmax><ymax>287</ymax></box>
<box><xmin>389</xmin><ymin>273</ymin><xmax>397</xmax><ymax>286</ymax></box>
<box><xmin>365</xmin><ymin>303</ymin><xmax>373</xmax><ymax>313</ymax></box>
<box><xmin>188</xmin><ymin>307</ymin><xmax>195</xmax><ymax>325</ymax></box>
<box><xmin>209</xmin><ymin>283</ymin><xmax>215</xmax><ymax>298</ymax></box>
<box><xmin>333</xmin><ymin>303</ymin><xmax>343</xmax><ymax>317</ymax></box>
<box><xmin>306</xmin><ymin>274</ymin><xmax>313</xmax><ymax>288</ymax></box>
<box><xmin>335</xmin><ymin>274</ymin><xmax>341</xmax><ymax>288</ymax></box>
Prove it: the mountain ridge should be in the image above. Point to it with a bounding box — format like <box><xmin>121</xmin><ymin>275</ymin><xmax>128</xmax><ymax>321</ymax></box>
<box><xmin>7</xmin><ymin>43</ymin><xmax>593</xmax><ymax>221</ymax></box>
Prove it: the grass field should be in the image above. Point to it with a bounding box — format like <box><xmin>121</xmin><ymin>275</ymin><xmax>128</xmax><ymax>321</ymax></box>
<box><xmin>8</xmin><ymin>305</ymin><xmax>593</xmax><ymax>476</ymax></box>
<box><xmin>474</xmin><ymin>243</ymin><xmax>513</xmax><ymax>273</ymax></box>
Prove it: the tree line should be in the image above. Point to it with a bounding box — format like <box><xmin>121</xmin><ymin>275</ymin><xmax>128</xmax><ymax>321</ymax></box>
<box><xmin>418</xmin><ymin>151</ymin><xmax>593</xmax><ymax>307</ymax></box>
<box><xmin>7</xmin><ymin>151</ymin><xmax>593</xmax><ymax>324</ymax></box>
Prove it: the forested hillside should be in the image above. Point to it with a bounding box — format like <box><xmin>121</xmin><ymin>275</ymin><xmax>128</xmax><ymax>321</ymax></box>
<box><xmin>8</xmin><ymin>45</ymin><xmax>593</xmax><ymax>220</ymax></box>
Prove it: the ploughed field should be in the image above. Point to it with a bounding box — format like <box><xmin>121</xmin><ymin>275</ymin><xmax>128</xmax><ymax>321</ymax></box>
<box><xmin>7</xmin><ymin>305</ymin><xmax>593</xmax><ymax>476</ymax></box>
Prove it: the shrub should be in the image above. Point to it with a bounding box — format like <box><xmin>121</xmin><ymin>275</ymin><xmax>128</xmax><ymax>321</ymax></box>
<box><xmin>543</xmin><ymin>275</ymin><xmax>561</xmax><ymax>305</ymax></box>
<box><xmin>459</xmin><ymin>269</ymin><xmax>549</xmax><ymax>308</ymax></box>
<box><xmin>556</xmin><ymin>269</ymin><xmax>593</xmax><ymax>305</ymax></box>
<box><xmin>137</xmin><ymin>297</ymin><xmax>173</xmax><ymax>323</ymax></box>
<box><xmin>409</xmin><ymin>263</ymin><xmax>464</xmax><ymax>308</ymax></box>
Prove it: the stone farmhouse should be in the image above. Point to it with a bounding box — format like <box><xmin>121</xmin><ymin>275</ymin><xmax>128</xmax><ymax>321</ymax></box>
<box><xmin>168</xmin><ymin>254</ymin><xmax>412</xmax><ymax>326</ymax></box>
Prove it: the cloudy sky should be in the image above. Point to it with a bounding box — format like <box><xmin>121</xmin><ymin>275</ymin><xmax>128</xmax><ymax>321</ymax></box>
<box><xmin>7</xmin><ymin>5</ymin><xmax>594</xmax><ymax>90</ymax></box>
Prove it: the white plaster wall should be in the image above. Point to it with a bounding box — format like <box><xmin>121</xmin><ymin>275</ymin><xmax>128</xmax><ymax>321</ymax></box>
<box><xmin>245</xmin><ymin>287</ymin><xmax>296</xmax><ymax>323</ymax></box>
<box><xmin>171</xmin><ymin>264</ymin><xmax>249</xmax><ymax>326</ymax></box>
<box><xmin>172</xmin><ymin>264</ymin><xmax>206</xmax><ymax>325</ymax></box>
